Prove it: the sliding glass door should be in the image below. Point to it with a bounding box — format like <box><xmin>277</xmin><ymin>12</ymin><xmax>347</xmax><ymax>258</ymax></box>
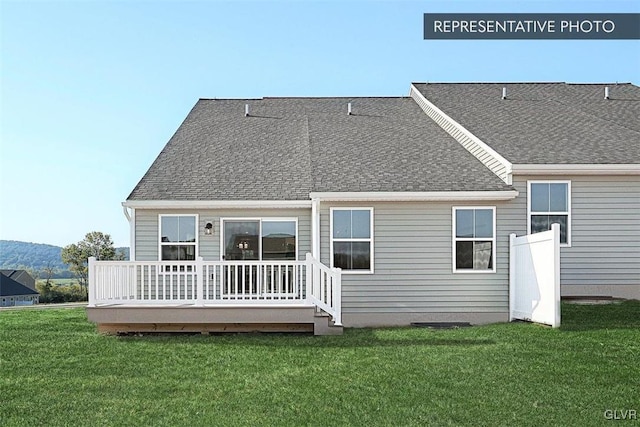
<box><xmin>221</xmin><ymin>219</ymin><xmax>298</xmax><ymax>297</ymax></box>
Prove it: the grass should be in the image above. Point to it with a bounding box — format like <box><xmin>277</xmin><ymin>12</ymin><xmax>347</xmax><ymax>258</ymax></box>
<box><xmin>1</xmin><ymin>301</ymin><xmax>639</xmax><ymax>426</ymax></box>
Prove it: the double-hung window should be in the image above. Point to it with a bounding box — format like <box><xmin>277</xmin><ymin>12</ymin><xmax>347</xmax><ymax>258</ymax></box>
<box><xmin>330</xmin><ymin>208</ymin><xmax>373</xmax><ymax>273</ymax></box>
<box><xmin>528</xmin><ymin>181</ymin><xmax>571</xmax><ymax>245</ymax></box>
<box><xmin>159</xmin><ymin>215</ymin><xmax>197</xmax><ymax>260</ymax></box>
<box><xmin>453</xmin><ymin>207</ymin><xmax>496</xmax><ymax>273</ymax></box>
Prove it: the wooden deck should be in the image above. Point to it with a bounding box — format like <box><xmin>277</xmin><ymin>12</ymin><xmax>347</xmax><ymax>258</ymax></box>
<box><xmin>87</xmin><ymin>303</ymin><xmax>342</xmax><ymax>335</ymax></box>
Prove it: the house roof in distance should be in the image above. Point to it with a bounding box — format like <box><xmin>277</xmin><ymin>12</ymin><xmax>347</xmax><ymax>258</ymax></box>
<box><xmin>128</xmin><ymin>96</ymin><xmax>513</xmax><ymax>201</ymax></box>
<box><xmin>0</xmin><ymin>269</ymin><xmax>36</xmax><ymax>291</ymax></box>
<box><xmin>413</xmin><ymin>82</ymin><xmax>640</xmax><ymax>165</ymax></box>
<box><xmin>0</xmin><ymin>274</ymin><xmax>39</xmax><ymax>297</ymax></box>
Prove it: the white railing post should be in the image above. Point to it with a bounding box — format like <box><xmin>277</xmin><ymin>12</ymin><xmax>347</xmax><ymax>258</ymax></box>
<box><xmin>196</xmin><ymin>257</ymin><xmax>204</xmax><ymax>306</ymax></box>
<box><xmin>508</xmin><ymin>233</ymin><xmax>516</xmax><ymax>322</ymax></box>
<box><xmin>305</xmin><ymin>253</ymin><xmax>313</xmax><ymax>303</ymax></box>
<box><xmin>88</xmin><ymin>256</ymin><xmax>97</xmax><ymax>307</ymax></box>
<box><xmin>331</xmin><ymin>267</ymin><xmax>342</xmax><ymax>326</ymax></box>
<box><xmin>314</xmin><ymin>260</ymin><xmax>320</xmax><ymax>304</ymax></box>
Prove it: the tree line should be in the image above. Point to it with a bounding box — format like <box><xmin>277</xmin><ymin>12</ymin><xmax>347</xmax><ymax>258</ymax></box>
<box><xmin>11</xmin><ymin>232</ymin><xmax>126</xmax><ymax>303</ymax></box>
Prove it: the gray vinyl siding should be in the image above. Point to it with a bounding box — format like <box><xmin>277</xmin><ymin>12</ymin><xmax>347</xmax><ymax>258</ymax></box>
<box><xmin>512</xmin><ymin>175</ymin><xmax>640</xmax><ymax>289</ymax></box>
<box><xmin>134</xmin><ymin>209</ymin><xmax>311</xmax><ymax>262</ymax></box>
<box><xmin>320</xmin><ymin>201</ymin><xmax>512</xmax><ymax>315</ymax></box>
<box><xmin>130</xmin><ymin>175</ymin><xmax>638</xmax><ymax>321</ymax></box>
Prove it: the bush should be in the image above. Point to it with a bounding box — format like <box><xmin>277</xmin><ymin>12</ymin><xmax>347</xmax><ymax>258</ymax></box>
<box><xmin>36</xmin><ymin>281</ymin><xmax>86</xmax><ymax>303</ymax></box>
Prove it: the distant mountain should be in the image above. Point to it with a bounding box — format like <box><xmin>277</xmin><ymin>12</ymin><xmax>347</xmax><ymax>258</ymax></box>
<box><xmin>0</xmin><ymin>240</ymin><xmax>69</xmax><ymax>276</ymax></box>
<box><xmin>0</xmin><ymin>240</ymin><xmax>129</xmax><ymax>278</ymax></box>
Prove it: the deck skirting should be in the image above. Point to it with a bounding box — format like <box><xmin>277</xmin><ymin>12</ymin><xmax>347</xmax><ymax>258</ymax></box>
<box><xmin>86</xmin><ymin>305</ymin><xmax>342</xmax><ymax>335</ymax></box>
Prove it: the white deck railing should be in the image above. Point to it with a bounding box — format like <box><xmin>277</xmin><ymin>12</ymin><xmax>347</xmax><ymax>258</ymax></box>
<box><xmin>88</xmin><ymin>253</ymin><xmax>342</xmax><ymax>325</ymax></box>
<box><xmin>305</xmin><ymin>254</ymin><xmax>342</xmax><ymax>326</ymax></box>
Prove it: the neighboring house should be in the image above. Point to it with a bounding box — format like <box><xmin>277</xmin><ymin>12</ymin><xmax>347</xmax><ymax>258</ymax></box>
<box><xmin>0</xmin><ymin>269</ymin><xmax>37</xmax><ymax>291</ymax></box>
<box><xmin>87</xmin><ymin>82</ymin><xmax>639</xmax><ymax>334</ymax></box>
<box><xmin>0</xmin><ymin>270</ymin><xmax>39</xmax><ymax>306</ymax></box>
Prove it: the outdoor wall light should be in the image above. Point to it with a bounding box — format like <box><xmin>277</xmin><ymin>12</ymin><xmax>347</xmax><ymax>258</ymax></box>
<box><xmin>204</xmin><ymin>221</ymin><xmax>213</xmax><ymax>235</ymax></box>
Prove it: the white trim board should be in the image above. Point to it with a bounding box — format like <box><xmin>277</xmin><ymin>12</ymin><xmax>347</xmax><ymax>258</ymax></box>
<box><xmin>310</xmin><ymin>191</ymin><xmax>519</xmax><ymax>202</ymax></box>
<box><xmin>123</xmin><ymin>200</ymin><xmax>312</xmax><ymax>209</ymax></box>
<box><xmin>125</xmin><ymin>192</ymin><xmax>519</xmax><ymax>208</ymax></box>
<box><xmin>410</xmin><ymin>84</ymin><xmax>513</xmax><ymax>184</ymax></box>
<box><xmin>512</xmin><ymin>164</ymin><xmax>640</xmax><ymax>175</ymax></box>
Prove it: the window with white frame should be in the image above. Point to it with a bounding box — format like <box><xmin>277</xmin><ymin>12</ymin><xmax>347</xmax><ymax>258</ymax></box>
<box><xmin>528</xmin><ymin>181</ymin><xmax>570</xmax><ymax>245</ymax></box>
<box><xmin>221</xmin><ymin>219</ymin><xmax>297</xmax><ymax>261</ymax></box>
<box><xmin>453</xmin><ymin>207</ymin><xmax>496</xmax><ymax>272</ymax></box>
<box><xmin>331</xmin><ymin>208</ymin><xmax>373</xmax><ymax>273</ymax></box>
<box><xmin>159</xmin><ymin>215</ymin><xmax>197</xmax><ymax>260</ymax></box>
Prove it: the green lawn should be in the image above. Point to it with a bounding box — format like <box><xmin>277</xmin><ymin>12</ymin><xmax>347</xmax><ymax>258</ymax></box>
<box><xmin>1</xmin><ymin>302</ymin><xmax>638</xmax><ymax>426</ymax></box>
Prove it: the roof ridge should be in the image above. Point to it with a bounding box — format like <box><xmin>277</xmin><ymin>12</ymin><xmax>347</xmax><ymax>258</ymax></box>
<box><xmin>413</xmin><ymin>82</ymin><xmax>637</xmax><ymax>87</ymax></box>
<box><xmin>198</xmin><ymin>96</ymin><xmax>410</xmax><ymax>101</ymax></box>
<box><xmin>413</xmin><ymin>81</ymin><xmax>567</xmax><ymax>85</ymax></box>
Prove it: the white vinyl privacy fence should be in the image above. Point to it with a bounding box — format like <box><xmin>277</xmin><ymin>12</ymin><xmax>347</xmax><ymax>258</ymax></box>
<box><xmin>509</xmin><ymin>223</ymin><xmax>561</xmax><ymax>328</ymax></box>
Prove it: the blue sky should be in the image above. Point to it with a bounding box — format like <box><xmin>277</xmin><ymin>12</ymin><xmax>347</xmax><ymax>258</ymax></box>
<box><xmin>1</xmin><ymin>0</ymin><xmax>638</xmax><ymax>248</ymax></box>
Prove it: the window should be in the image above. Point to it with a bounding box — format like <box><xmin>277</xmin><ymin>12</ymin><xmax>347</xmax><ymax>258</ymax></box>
<box><xmin>528</xmin><ymin>181</ymin><xmax>570</xmax><ymax>245</ymax></box>
<box><xmin>222</xmin><ymin>219</ymin><xmax>297</xmax><ymax>261</ymax></box>
<box><xmin>159</xmin><ymin>215</ymin><xmax>197</xmax><ymax>260</ymax></box>
<box><xmin>330</xmin><ymin>208</ymin><xmax>373</xmax><ymax>273</ymax></box>
<box><xmin>453</xmin><ymin>207</ymin><xmax>496</xmax><ymax>273</ymax></box>
<box><xmin>262</xmin><ymin>221</ymin><xmax>297</xmax><ymax>260</ymax></box>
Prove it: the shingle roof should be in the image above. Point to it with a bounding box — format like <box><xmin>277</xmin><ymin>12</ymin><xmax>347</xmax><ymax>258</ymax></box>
<box><xmin>0</xmin><ymin>274</ymin><xmax>39</xmax><ymax>297</ymax></box>
<box><xmin>128</xmin><ymin>97</ymin><xmax>513</xmax><ymax>200</ymax></box>
<box><xmin>0</xmin><ymin>269</ymin><xmax>36</xmax><ymax>291</ymax></box>
<box><xmin>413</xmin><ymin>83</ymin><xmax>640</xmax><ymax>164</ymax></box>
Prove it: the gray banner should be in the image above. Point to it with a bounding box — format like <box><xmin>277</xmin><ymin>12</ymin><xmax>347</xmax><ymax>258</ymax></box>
<box><xmin>424</xmin><ymin>13</ymin><xmax>640</xmax><ymax>40</ymax></box>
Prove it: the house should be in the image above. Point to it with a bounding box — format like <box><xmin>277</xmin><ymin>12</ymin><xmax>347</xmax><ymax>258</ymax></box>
<box><xmin>0</xmin><ymin>269</ymin><xmax>37</xmax><ymax>291</ymax></box>
<box><xmin>0</xmin><ymin>270</ymin><xmax>39</xmax><ymax>306</ymax></box>
<box><xmin>87</xmin><ymin>82</ymin><xmax>639</xmax><ymax>334</ymax></box>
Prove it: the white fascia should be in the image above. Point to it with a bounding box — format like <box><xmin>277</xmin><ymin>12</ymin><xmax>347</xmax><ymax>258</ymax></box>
<box><xmin>309</xmin><ymin>191</ymin><xmax>519</xmax><ymax>202</ymax></box>
<box><xmin>512</xmin><ymin>164</ymin><xmax>640</xmax><ymax>175</ymax></box>
<box><xmin>121</xmin><ymin>200</ymin><xmax>313</xmax><ymax>209</ymax></box>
